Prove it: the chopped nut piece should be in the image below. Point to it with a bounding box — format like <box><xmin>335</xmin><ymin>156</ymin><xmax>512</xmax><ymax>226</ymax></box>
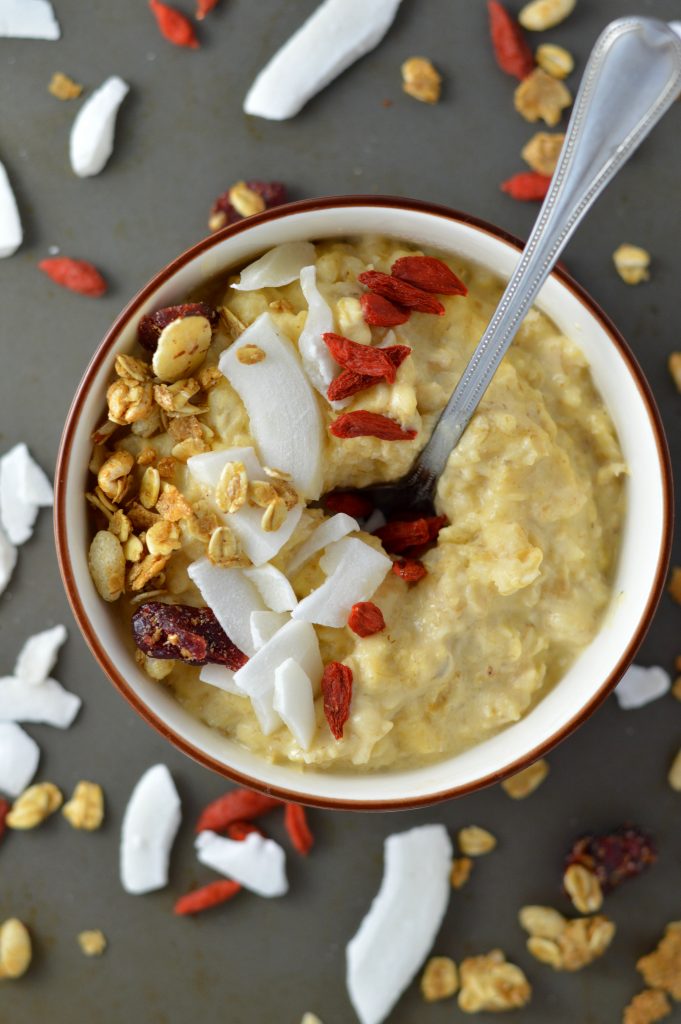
<box><xmin>536</xmin><ymin>43</ymin><xmax>574</xmax><ymax>78</ymax></box>
<box><xmin>672</xmin><ymin>677</ymin><xmax>681</xmax><ymax>702</ymax></box>
<box><xmin>156</xmin><ymin>456</ymin><xmax>177</xmax><ymax>480</ymax></box>
<box><xmin>197</xmin><ymin>364</ymin><xmax>222</xmax><ymax>390</ymax></box>
<box><xmin>219</xmin><ymin>305</ymin><xmax>247</xmax><ymax>339</ymax></box>
<box><xmin>153</xmin><ymin>316</ymin><xmax>212</xmax><ymax>383</ymax></box>
<box><xmin>97</xmin><ymin>450</ymin><xmax>135</xmax><ymax>504</ymax></box>
<box><xmin>167</xmin><ymin>415</ymin><xmax>203</xmax><ymax>442</ymax></box>
<box><xmin>501</xmin><ymin>759</ymin><xmax>549</xmax><ymax>799</ymax></box>
<box><xmin>91</xmin><ymin>420</ymin><xmax>118</xmax><ymax>445</ymax></box>
<box><xmin>668</xmin><ymin>354</ymin><xmax>681</xmax><ymax>394</ymax></box>
<box><xmin>137</xmin><ymin>447</ymin><xmax>157</xmax><ymax>467</ymax></box>
<box><xmin>171</xmin><ymin>438</ymin><xmax>210</xmax><ymax>462</ymax></box>
<box><xmin>48</xmin><ymin>71</ymin><xmax>83</xmax><ymax>100</ymax></box>
<box><xmin>261</xmin><ymin>496</ymin><xmax>287</xmax><ymax>532</ymax></box>
<box><xmin>519</xmin><ymin>0</ymin><xmax>576</xmax><ymax>31</ymax></box>
<box><xmin>123</xmin><ymin>535</ymin><xmax>144</xmax><ymax>563</ymax></box>
<box><xmin>613</xmin><ymin>244</ymin><xmax>651</xmax><ymax>285</ymax></box>
<box><xmin>236</xmin><ymin>344</ymin><xmax>266</xmax><ymax>364</ymax></box>
<box><xmin>521</xmin><ymin>132</ymin><xmax>564</xmax><ymax>175</ymax></box>
<box><xmin>623</xmin><ymin>989</ymin><xmax>672</xmax><ymax>1024</ymax></box>
<box><xmin>207</xmin><ymin>525</ymin><xmax>251</xmax><ymax>568</ymax></box>
<box><xmin>130</xmin><ymin>408</ymin><xmax>162</xmax><ymax>438</ymax></box>
<box><xmin>139</xmin><ymin>466</ymin><xmax>161</xmax><ymax>509</ymax></box>
<box><xmin>638</xmin><ymin>923</ymin><xmax>681</xmax><ymax>998</ymax></box>
<box><xmin>153</xmin><ymin>378</ymin><xmax>202</xmax><ymax>414</ymax></box>
<box><xmin>519</xmin><ymin>905</ymin><xmax>567</xmax><ymax>939</ymax></box>
<box><xmin>78</xmin><ymin>930</ymin><xmax>107</xmax><ymax>957</ymax></box>
<box><xmin>564</xmin><ymin>864</ymin><xmax>603</xmax><ymax>914</ymax></box>
<box><xmin>667</xmin><ymin>567</ymin><xmax>681</xmax><ymax>604</ymax></box>
<box><xmin>401</xmin><ymin>57</ymin><xmax>442</xmax><ymax>104</ymax></box>
<box><xmin>228</xmin><ymin>181</ymin><xmax>267</xmax><ymax>218</ymax></box>
<box><xmin>145</xmin><ymin>520</ymin><xmax>181</xmax><ymax>557</ymax></box>
<box><xmin>88</xmin><ymin>530</ymin><xmax>126</xmax><ymax>601</ymax></box>
<box><xmin>114</xmin><ymin>353</ymin><xmax>151</xmax><ymax>381</ymax></box>
<box><xmin>86</xmin><ymin>491</ymin><xmax>114</xmax><ymax>521</ymax></box>
<box><xmin>300</xmin><ymin>1016</ymin><xmax>323</xmax><ymax>1024</ymax></box>
<box><xmin>515</xmin><ymin>68</ymin><xmax>572</xmax><ymax>126</ymax></box>
<box><xmin>269</xmin><ymin>298</ymin><xmax>294</xmax><ymax>314</ymax></box>
<box><xmin>421</xmin><ymin>956</ymin><xmax>459</xmax><ymax>1001</ymax></box>
<box><xmin>127</xmin><ymin>501</ymin><xmax>161</xmax><ymax>531</ymax></box>
<box><xmin>62</xmin><ymin>781</ymin><xmax>104</xmax><ymax>831</ymax></box>
<box><xmin>7</xmin><ymin>782</ymin><xmax>63</xmax><ymax>829</ymax></box>
<box><xmin>128</xmin><ymin>553</ymin><xmax>168</xmax><ymax>591</ymax></box>
<box><xmin>0</xmin><ymin>919</ymin><xmax>32</xmax><ymax>978</ymax></box>
<box><xmin>458</xmin><ymin>950</ymin><xmax>531</xmax><ymax>1013</ymax></box>
<box><xmin>107</xmin><ymin>378</ymin><xmax>155</xmax><ymax>425</ymax></box>
<box><xmin>525</xmin><ymin>914</ymin><xmax>615</xmax><ymax>971</ymax></box>
<box><xmin>458</xmin><ymin>826</ymin><xmax>497</xmax><ymax>857</ymax></box>
<box><xmin>216</xmin><ymin>461</ymin><xmax>249</xmax><ymax>514</ymax></box>
<box><xmin>156</xmin><ymin>484</ymin><xmax>193</xmax><ymax>522</ymax></box>
<box><xmin>249</xmin><ymin>480</ymin><xmax>279</xmax><ymax>508</ymax></box>
<box><xmin>451</xmin><ymin>857</ymin><xmax>474</xmax><ymax>890</ymax></box>
<box><xmin>667</xmin><ymin>749</ymin><xmax>681</xmax><ymax>791</ymax></box>
<box><xmin>108</xmin><ymin>509</ymin><xmax>132</xmax><ymax>543</ymax></box>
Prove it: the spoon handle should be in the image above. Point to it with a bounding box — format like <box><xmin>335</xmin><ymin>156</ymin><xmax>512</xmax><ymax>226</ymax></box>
<box><xmin>414</xmin><ymin>17</ymin><xmax>681</xmax><ymax>487</ymax></box>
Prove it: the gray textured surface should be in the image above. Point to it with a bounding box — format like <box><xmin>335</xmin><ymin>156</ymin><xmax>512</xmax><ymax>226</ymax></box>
<box><xmin>0</xmin><ymin>1</ymin><xmax>680</xmax><ymax>1021</ymax></box>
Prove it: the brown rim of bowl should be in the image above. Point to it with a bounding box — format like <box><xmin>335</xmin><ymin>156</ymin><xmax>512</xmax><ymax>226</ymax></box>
<box><xmin>54</xmin><ymin>194</ymin><xmax>674</xmax><ymax>812</ymax></box>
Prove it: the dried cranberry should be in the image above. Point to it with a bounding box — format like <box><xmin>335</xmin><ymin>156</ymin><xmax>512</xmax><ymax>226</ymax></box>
<box><xmin>137</xmin><ymin>302</ymin><xmax>218</xmax><ymax>353</ymax></box>
<box><xmin>209</xmin><ymin>181</ymin><xmax>287</xmax><ymax>231</ymax></box>
<box><xmin>565</xmin><ymin>825</ymin><xmax>656</xmax><ymax>891</ymax></box>
<box><xmin>132</xmin><ymin>602</ymin><xmax>247</xmax><ymax>670</ymax></box>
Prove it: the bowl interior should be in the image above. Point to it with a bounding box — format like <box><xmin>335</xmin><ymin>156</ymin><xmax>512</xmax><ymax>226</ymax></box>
<box><xmin>57</xmin><ymin>201</ymin><xmax>670</xmax><ymax>808</ymax></box>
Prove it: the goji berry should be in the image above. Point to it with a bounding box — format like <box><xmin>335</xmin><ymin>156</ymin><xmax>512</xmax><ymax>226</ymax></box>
<box><xmin>209</xmin><ymin>181</ymin><xmax>287</xmax><ymax>231</ymax></box>
<box><xmin>324</xmin><ymin>492</ymin><xmax>374</xmax><ymax>518</ymax></box>
<box><xmin>0</xmin><ymin>798</ymin><xmax>9</xmax><ymax>844</ymax></box>
<box><xmin>38</xmin><ymin>257</ymin><xmax>106</xmax><ymax>297</ymax></box>
<box><xmin>149</xmin><ymin>0</ymin><xmax>199</xmax><ymax>47</ymax></box>
<box><xmin>226</xmin><ymin>821</ymin><xmax>264</xmax><ymax>841</ymax></box>
<box><xmin>138</xmin><ymin>302</ymin><xmax>218</xmax><ymax>352</ymax></box>
<box><xmin>327</xmin><ymin>345</ymin><xmax>411</xmax><ymax>402</ymax></box>
<box><xmin>323</xmin><ymin>333</ymin><xmax>397</xmax><ymax>382</ymax></box>
<box><xmin>375</xmin><ymin>516</ymin><xmax>446</xmax><ymax>555</ymax></box>
<box><xmin>565</xmin><ymin>826</ymin><xmax>656</xmax><ymax>892</ymax></box>
<box><xmin>358</xmin><ymin>270</ymin><xmax>445</xmax><ymax>315</ymax></box>
<box><xmin>132</xmin><ymin>602</ymin><xmax>247</xmax><ymax>670</ymax></box>
<box><xmin>322</xmin><ymin>662</ymin><xmax>353</xmax><ymax>740</ymax></box>
<box><xmin>487</xmin><ymin>0</ymin><xmax>535</xmax><ymax>80</ymax></box>
<box><xmin>391</xmin><ymin>255</ymin><xmax>468</xmax><ymax>296</ymax></box>
<box><xmin>391</xmin><ymin>558</ymin><xmax>428</xmax><ymax>582</ymax></box>
<box><xmin>348</xmin><ymin>602</ymin><xmax>386</xmax><ymax>638</ymax></box>
<box><xmin>501</xmin><ymin>171</ymin><xmax>552</xmax><ymax>201</ymax></box>
<box><xmin>360</xmin><ymin>292</ymin><xmax>410</xmax><ymax>327</ymax></box>
<box><xmin>174</xmin><ymin>880</ymin><xmax>241</xmax><ymax>915</ymax></box>
<box><xmin>329</xmin><ymin>411</ymin><xmax>417</xmax><ymax>441</ymax></box>
<box><xmin>195</xmin><ymin>788</ymin><xmax>282</xmax><ymax>834</ymax></box>
<box><xmin>284</xmin><ymin>803</ymin><xmax>314</xmax><ymax>855</ymax></box>
<box><xmin>195</xmin><ymin>0</ymin><xmax>219</xmax><ymax>18</ymax></box>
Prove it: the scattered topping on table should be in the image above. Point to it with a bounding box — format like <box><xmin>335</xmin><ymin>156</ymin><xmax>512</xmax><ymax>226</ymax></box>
<box><xmin>0</xmin><ymin>676</ymin><xmax>81</xmax><ymax>728</ymax></box>
<box><xmin>0</xmin><ymin>0</ymin><xmax>59</xmax><ymax>40</ymax></box>
<box><xmin>226</xmin><ymin>821</ymin><xmax>264</xmax><ymax>841</ymax></box>
<box><xmin>391</xmin><ymin>254</ymin><xmax>468</xmax><ymax>295</ymax></box>
<box><xmin>522</xmin><ymin>908</ymin><xmax>615</xmax><ymax>971</ymax></box>
<box><xmin>329</xmin><ymin>410</ymin><xmax>417</xmax><ymax>441</ymax></box>
<box><xmin>243</xmin><ymin>0</ymin><xmax>403</xmax><ymax>120</ymax></box>
<box><xmin>196</xmin><ymin>788</ymin><xmax>281</xmax><ymax>834</ymax></box>
<box><xmin>421</xmin><ymin>955</ymin><xmax>459</xmax><ymax>1001</ymax></box>
<box><xmin>501</xmin><ymin>170</ymin><xmax>552</xmax><ymax>200</ymax></box>
<box><xmin>637</xmin><ymin>923</ymin><xmax>681</xmax><ymax>999</ymax></box>
<box><xmin>48</xmin><ymin>71</ymin><xmax>83</xmax><ymax>100</ymax></box>
<box><xmin>458</xmin><ymin>950</ymin><xmax>531</xmax><ymax>1012</ymax></box>
<box><xmin>0</xmin><ymin>442</ymin><xmax>53</xmax><ymax>545</ymax></box>
<box><xmin>174</xmin><ymin>879</ymin><xmax>241</xmax><ymax>915</ymax></box>
<box><xmin>519</xmin><ymin>905</ymin><xmax>566</xmax><ymax>938</ymax></box>
<box><xmin>375</xmin><ymin>516</ymin><xmax>446</xmax><ymax>554</ymax></box>
<box><xmin>358</xmin><ymin>270</ymin><xmax>445</xmax><ymax>315</ymax></box>
<box><xmin>231</xmin><ymin>242</ymin><xmax>316</xmax><ymax>291</ymax></box>
<box><xmin>615</xmin><ymin>665</ymin><xmax>670</xmax><ymax>710</ymax></box>
<box><xmin>0</xmin><ymin>918</ymin><xmax>32</xmax><ymax>979</ymax></box>
<box><xmin>120</xmin><ymin>764</ymin><xmax>181</xmax><ymax>895</ymax></box>
<box><xmin>401</xmin><ymin>57</ymin><xmax>442</xmax><ymax>104</ymax></box>
<box><xmin>62</xmin><ymin>781</ymin><xmax>105</xmax><ymax>831</ymax></box>
<box><xmin>613</xmin><ymin>244</ymin><xmax>651</xmax><ymax>285</ymax></box>
<box><xmin>458</xmin><ymin>826</ymin><xmax>497</xmax><ymax>857</ymax></box>
<box><xmin>138</xmin><ymin>302</ymin><xmax>218</xmax><ymax>352</ymax></box>
<box><xmin>273</xmin><ymin>658</ymin><xmax>317</xmax><ymax>750</ymax></box>
<box><xmin>391</xmin><ymin>557</ymin><xmax>427</xmax><ymax>582</ymax></box>
<box><xmin>667</xmin><ymin>355</ymin><xmax>681</xmax><ymax>394</ymax></box>
<box><xmin>69</xmin><ymin>75</ymin><xmax>129</xmax><ymax>178</ymax></box>
<box><xmin>521</xmin><ymin>131</ymin><xmax>564</xmax><ymax>174</ymax></box>
<box><xmin>77</xmin><ymin>930</ymin><xmax>107</xmax><ymax>956</ymax></box>
<box><xmin>228</xmin><ymin>181</ymin><xmax>266</xmax><ymax>218</ymax></box>
<box><xmin>0</xmin><ymin>523</ymin><xmax>17</xmax><ymax>596</ymax></box>
<box><xmin>667</xmin><ymin>748</ymin><xmax>681</xmax><ymax>791</ymax></box>
<box><xmin>346</xmin><ymin>824</ymin><xmax>453</xmax><ymax>1024</ymax></box>
<box><xmin>0</xmin><ymin>798</ymin><xmax>8</xmax><ymax>842</ymax></box>
<box><xmin>6</xmin><ymin>782</ymin><xmax>62</xmax><ymax>830</ymax></box>
<box><xmin>38</xmin><ymin>256</ymin><xmax>107</xmax><ymax>296</ymax></box>
<box><xmin>208</xmin><ymin>180</ymin><xmax>286</xmax><ymax>232</ymax></box>
<box><xmin>195</xmin><ymin>830</ymin><xmax>288</xmax><ymax>897</ymax></box>
<box><xmin>347</xmin><ymin>601</ymin><xmax>385</xmax><ymax>638</ymax></box>
<box><xmin>501</xmin><ymin>759</ymin><xmax>549</xmax><ymax>799</ymax></box>
<box><xmin>565</xmin><ymin>825</ymin><xmax>656</xmax><ymax>891</ymax></box>
<box><xmin>623</xmin><ymin>989</ymin><xmax>672</xmax><ymax>1024</ymax></box>
<box><xmin>284</xmin><ymin>803</ymin><xmax>314</xmax><ymax>855</ymax></box>
<box><xmin>300</xmin><ymin>1015</ymin><xmax>324</xmax><ymax>1024</ymax></box>
<box><xmin>14</xmin><ymin>625</ymin><xmax>67</xmax><ymax>686</ymax></box>
<box><xmin>321</xmin><ymin>661</ymin><xmax>353</xmax><ymax>740</ymax></box>
<box><xmin>287</xmin><ymin>512</ymin><xmax>359</xmax><ymax>574</ymax></box>
<box><xmin>149</xmin><ymin>0</ymin><xmax>199</xmax><ymax>48</ymax></box>
<box><xmin>519</xmin><ymin>0</ymin><xmax>576</xmax><ymax>32</ymax></box>
<box><xmin>293</xmin><ymin>536</ymin><xmax>391</xmax><ymax>628</ymax></box>
<box><xmin>450</xmin><ymin>857</ymin><xmax>474</xmax><ymax>890</ymax></box>
<box><xmin>195</xmin><ymin>0</ymin><xmax>219</xmax><ymax>19</ymax></box>
<box><xmin>514</xmin><ymin>67</ymin><xmax>572</xmax><ymax>125</ymax></box>
<box><xmin>536</xmin><ymin>42</ymin><xmax>574</xmax><ymax>78</ymax></box>
<box><xmin>0</xmin><ymin>161</ymin><xmax>22</xmax><ymax>258</ymax></box>
<box><xmin>487</xmin><ymin>0</ymin><xmax>535</xmax><ymax>80</ymax></box>
<box><xmin>0</xmin><ymin>723</ymin><xmax>40</xmax><ymax>798</ymax></box>
<box><xmin>668</xmin><ymin>567</ymin><xmax>681</xmax><ymax>601</ymax></box>
<box><xmin>563</xmin><ymin>863</ymin><xmax>603</xmax><ymax>914</ymax></box>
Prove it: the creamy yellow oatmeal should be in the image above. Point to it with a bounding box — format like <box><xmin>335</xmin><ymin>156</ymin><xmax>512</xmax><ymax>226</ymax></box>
<box><xmin>87</xmin><ymin>235</ymin><xmax>625</xmax><ymax>771</ymax></box>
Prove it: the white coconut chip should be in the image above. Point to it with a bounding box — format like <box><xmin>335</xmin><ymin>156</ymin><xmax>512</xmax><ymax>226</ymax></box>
<box><xmin>250</xmin><ymin>609</ymin><xmax>289</xmax><ymax>649</ymax></box>
<box><xmin>199</xmin><ymin>664</ymin><xmax>246</xmax><ymax>696</ymax></box>
<box><xmin>346</xmin><ymin>824</ymin><xmax>453</xmax><ymax>1024</ymax></box>
<box><xmin>671</xmin><ymin>22</ymin><xmax>681</xmax><ymax>40</ymax></box>
<box><xmin>0</xmin><ymin>443</ymin><xmax>39</xmax><ymax>545</ymax></box>
<box><xmin>298</xmin><ymin>264</ymin><xmax>340</xmax><ymax>402</ymax></box>
<box><xmin>195</xmin><ymin>830</ymin><xmax>288</xmax><ymax>897</ymax></box>
<box><xmin>287</xmin><ymin>512</ymin><xmax>358</xmax><ymax>575</ymax></box>
<box><xmin>292</xmin><ymin>537</ymin><xmax>391</xmax><ymax>628</ymax></box>
<box><xmin>219</xmin><ymin>314</ymin><xmax>324</xmax><ymax>499</ymax></box>
<box><xmin>21</xmin><ymin>453</ymin><xmax>54</xmax><ymax>507</ymax></box>
<box><xmin>0</xmin><ymin>722</ymin><xmax>40</xmax><ymax>798</ymax></box>
<box><xmin>187</xmin><ymin>558</ymin><xmax>265</xmax><ymax>658</ymax></box>
<box><xmin>70</xmin><ymin>75</ymin><xmax>130</xmax><ymax>178</ymax></box>
<box><xmin>0</xmin><ymin>161</ymin><xmax>22</xmax><ymax>258</ymax></box>
<box><xmin>615</xmin><ymin>664</ymin><xmax>671</xmax><ymax>710</ymax></box>
<box><xmin>243</xmin><ymin>0</ymin><xmax>403</xmax><ymax>120</ymax></box>
<box><xmin>0</xmin><ymin>523</ymin><xmax>17</xmax><ymax>597</ymax></box>
<box><xmin>120</xmin><ymin>764</ymin><xmax>181</xmax><ymax>895</ymax></box>
<box><xmin>231</xmin><ymin>242</ymin><xmax>315</xmax><ymax>291</ymax></box>
<box><xmin>188</xmin><ymin>446</ymin><xmax>262</xmax><ymax>490</ymax></box>
<box><xmin>0</xmin><ymin>676</ymin><xmax>81</xmax><ymax>728</ymax></box>
<box><xmin>273</xmin><ymin>658</ymin><xmax>316</xmax><ymax>750</ymax></box>
<box><xmin>0</xmin><ymin>0</ymin><xmax>60</xmax><ymax>39</ymax></box>
<box><xmin>14</xmin><ymin>624</ymin><xmax>67</xmax><ymax>686</ymax></box>
<box><xmin>243</xmin><ymin>564</ymin><xmax>298</xmax><ymax>612</ymax></box>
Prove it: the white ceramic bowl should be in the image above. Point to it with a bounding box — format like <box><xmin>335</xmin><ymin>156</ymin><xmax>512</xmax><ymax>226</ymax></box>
<box><xmin>55</xmin><ymin>197</ymin><xmax>672</xmax><ymax>810</ymax></box>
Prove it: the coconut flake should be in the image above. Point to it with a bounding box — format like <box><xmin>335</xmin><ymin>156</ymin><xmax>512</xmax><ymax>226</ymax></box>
<box><xmin>273</xmin><ymin>658</ymin><xmax>316</xmax><ymax>750</ymax></box>
<box><xmin>231</xmin><ymin>242</ymin><xmax>316</xmax><ymax>291</ymax></box>
<box><xmin>0</xmin><ymin>0</ymin><xmax>60</xmax><ymax>39</ymax></box>
<box><xmin>70</xmin><ymin>75</ymin><xmax>129</xmax><ymax>178</ymax></box>
<box><xmin>199</xmin><ymin>664</ymin><xmax>246</xmax><ymax>696</ymax></box>
<box><xmin>219</xmin><ymin>314</ymin><xmax>324</xmax><ymax>499</ymax></box>
<box><xmin>120</xmin><ymin>764</ymin><xmax>181</xmax><ymax>895</ymax></box>
<box><xmin>0</xmin><ymin>676</ymin><xmax>81</xmax><ymax>728</ymax></box>
<box><xmin>0</xmin><ymin>161</ymin><xmax>22</xmax><ymax>258</ymax></box>
<box><xmin>195</xmin><ymin>830</ymin><xmax>288</xmax><ymax>897</ymax></box>
<box><xmin>0</xmin><ymin>722</ymin><xmax>40</xmax><ymax>797</ymax></box>
<box><xmin>243</xmin><ymin>564</ymin><xmax>298</xmax><ymax>612</ymax></box>
<box><xmin>188</xmin><ymin>446</ymin><xmax>262</xmax><ymax>490</ymax></box>
<box><xmin>293</xmin><ymin>537</ymin><xmax>390</xmax><ymax>628</ymax></box>
<box><xmin>298</xmin><ymin>264</ymin><xmax>339</xmax><ymax>400</ymax></box>
<box><xmin>14</xmin><ymin>625</ymin><xmax>67</xmax><ymax>686</ymax></box>
<box><xmin>671</xmin><ymin>22</ymin><xmax>681</xmax><ymax>40</ymax></box>
<box><xmin>21</xmin><ymin>453</ymin><xmax>54</xmax><ymax>507</ymax></box>
<box><xmin>244</xmin><ymin>0</ymin><xmax>403</xmax><ymax>120</ymax></box>
<box><xmin>0</xmin><ymin>443</ymin><xmax>38</xmax><ymax>545</ymax></box>
<box><xmin>0</xmin><ymin>523</ymin><xmax>17</xmax><ymax>597</ymax></box>
<box><xmin>250</xmin><ymin>610</ymin><xmax>289</xmax><ymax>649</ymax></box>
<box><xmin>287</xmin><ymin>512</ymin><xmax>358</xmax><ymax>574</ymax></box>
<box><xmin>187</xmin><ymin>558</ymin><xmax>265</xmax><ymax>658</ymax></box>
<box><xmin>615</xmin><ymin>664</ymin><xmax>671</xmax><ymax>710</ymax></box>
<box><xmin>346</xmin><ymin>824</ymin><xmax>452</xmax><ymax>1024</ymax></box>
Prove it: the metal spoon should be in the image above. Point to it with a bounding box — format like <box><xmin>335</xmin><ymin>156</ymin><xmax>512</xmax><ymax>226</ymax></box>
<box><xmin>351</xmin><ymin>17</ymin><xmax>681</xmax><ymax>517</ymax></box>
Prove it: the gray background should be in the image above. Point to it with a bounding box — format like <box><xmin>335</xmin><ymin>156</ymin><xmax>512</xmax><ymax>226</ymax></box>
<box><xmin>1</xmin><ymin>1</ymin><xmax>680</xmax><ymax>1021</ymax></box>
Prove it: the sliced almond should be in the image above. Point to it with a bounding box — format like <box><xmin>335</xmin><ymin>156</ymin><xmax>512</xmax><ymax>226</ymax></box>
<box><xmin>152</xmin><ymin>316</ymin><xmax>212</xmax><ymax>383</ymax></box>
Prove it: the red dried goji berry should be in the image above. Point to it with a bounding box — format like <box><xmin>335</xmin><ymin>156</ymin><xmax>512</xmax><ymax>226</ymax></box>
<box><xmin>501</xmin><ymin>171</ymin><xmax>552</xmax><ymax>201</ymax></box>
<box><xmin>360</xmin><ymin>292</ymin><xmax>410</xmax><ymax>327</ymax></box>
<box><xmin>132</xmin><ymin>602</ymin><xmax>247</xmax><ymax>669</ymax></box>
<box><xmin>209</xmin><ymin>181</ymin><xmax>287</xmax><ymax>231</ymax></box>
<box><xmin>174</xmin><ymin>879</ymin><xmax>241</xmax><ymax>915</ymax></box>
<box><xmin>322</xmin><ymin>662</ymin><xmax>353</xmax><ymax>740</ymax></box>
<box><xmin>391</xmin><ymin>256</ymin><xmax>468</xmax><ymax>296</ymax></box>
<box><xmin>324</xmin><ymin>492</ymin><xmax>374</xmax><ymax>518</ymax></box>
<box><xmin>329</xmin><ymin>411</ymin><xmax>417</xmax><ymax>441</ymax></box>
<box><xmin>487</xmin><ymin>0</ymin><xmax>535</xmax><ymax>80</ymax></box>
<box><xmin>375</xmin><ymin>519</ymin><xmax>430</xmax><ymax>553</ymax></box>
<box><xmin>149</xmin><ymin>0</ymin><xmax>199</xmax><ymax>47</ymax></box>
<box><xmin>391</xmin><ymin>558</ymin><xmax>428</xmax><ymax>582</ymax></box>
<box><xmin>323</xmin><ymin>333</ymin><xmax>397</xmax><ymax>382</ymax></box>
<box><xmin>327</xmin><ymin>345</ymin><xmax>411</xmax><ymax>402</ymax></box>
<box><xmin>226</xmin><ymin>820</ymin><xmax>264</xmax><ymax>841</ymax></box>
<box><xmin>284</xmin><ymin>803</ymin><xmax>314</xmax><ymax>855</ymax></box>
<box><xmin>348</xmin><ymin>602</ymin><xmax>386</xmax><ymax>638</ymax></box>
<box><xmin>0</xmin><ymin>798</ymin><xmax>9</xmax><ymax>844</ymax></box>
<box><xmin>358</xmin><ymin>270</ymin><xmax>445</xmax><ymax>315</ymax></box>
<box><xmin>424</xmin><ymin>514</ymin><xmax>448</xmax><ymax>541</ymax></box>
<box><xmin>138</xmin><ymin>302</ymin><xmax>218</xmax><ymax>352</ymax></box>
<box><xmin>195</xmin><ymin>0</ymin><xmax>219</xmax><ymax>18</ymax></box>
<box><xmin>196</xmin><ymin>788</ymin><xmax>282</xmax><ymax>834</ymax></box>
<box><xmin>38</xmin><ymin>257</ymin><xmax>107</xmax><ymax>297</ymax></box>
